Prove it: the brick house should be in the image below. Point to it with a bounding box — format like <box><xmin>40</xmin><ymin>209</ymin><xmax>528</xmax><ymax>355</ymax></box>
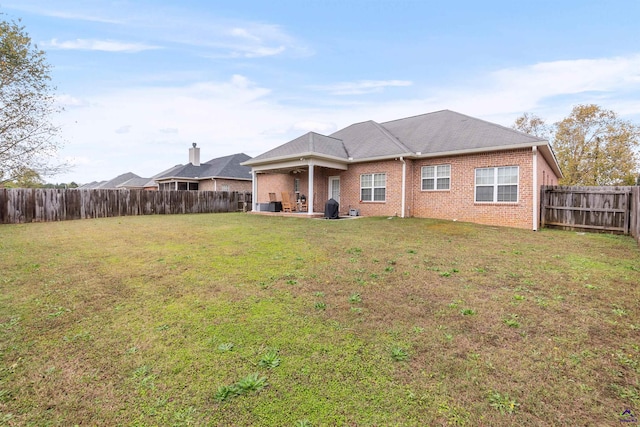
<box><xmin>154</xmin><ymin>144</ymin><xmax>252</xmax><ymax>192</ymax></box>
<box><xmin>242</xmin><ymin>110</ymin><xmax>562</xmax><ymax>230</ymax></box>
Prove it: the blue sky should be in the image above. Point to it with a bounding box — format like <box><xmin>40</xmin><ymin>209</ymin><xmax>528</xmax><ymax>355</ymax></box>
<box><xmin>4</xmin><ymin>0</ymin><xmax>640</xmax><ymax>184</ymax></box>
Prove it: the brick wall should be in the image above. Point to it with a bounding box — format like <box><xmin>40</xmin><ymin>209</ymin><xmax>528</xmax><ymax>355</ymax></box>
<box><xmin>409</xmin><ymin>149</ymin><xmax>536</xmax><ymax>229</ymax></box>
<box><xmin>251</xmin><ymin>148</ymin><xmax>557</xmax><ymax>229</ymax></box>
<box><xmin>199</xmin><ymin>178</ymin><xmax>252</xmax><ymax>192</ymax></box>
<box><xmin>338</xmin><ymin>160</ymin><xmax>405</xmax><ymax>217</ymax></box>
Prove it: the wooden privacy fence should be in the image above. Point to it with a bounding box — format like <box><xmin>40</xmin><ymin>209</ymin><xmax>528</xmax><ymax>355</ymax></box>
<box><xmin>540</xmin><ymin>186</ymin><xmax>639</xmax><ymax>244</ymax></box>
<box><xmin>0</xmin><ymin>188</ymin><xmax>252</xmax><ymax>224</ymax></box>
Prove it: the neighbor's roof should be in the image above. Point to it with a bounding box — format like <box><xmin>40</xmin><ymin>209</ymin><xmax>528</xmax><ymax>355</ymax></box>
<box><xmin>154</xmin><ymin>153</ymin><xmax>252</xmax><ymax>181</ymax></box>
<box><xmin>116</xmin><ymin>177</ymin><xmax>152</xmax><ymax>189</ymax></box>
<box><xmin>244</xmin><ymin>110</ymin><xmax>555</xmax><ymax>167</ymax></box>
<box><xmin>95</xmin><ymin>172</ymin><xmax>141</xmax><ymax>189</ymax></box>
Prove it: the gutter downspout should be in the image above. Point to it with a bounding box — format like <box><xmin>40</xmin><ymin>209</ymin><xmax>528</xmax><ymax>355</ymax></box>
<box><xmin>532</xmin><ymin>146</ymin><xmax>538</xmax><ymax>231</ymax></box>
<box><xmin>251</xmin><ymin>170</ymin><xmax>257</xmax><ymax>212</ymax></box>
<box><xmin>400</xmin><ymin>157</ymin><xmax>406</xmax><ymax>218</ymax></box>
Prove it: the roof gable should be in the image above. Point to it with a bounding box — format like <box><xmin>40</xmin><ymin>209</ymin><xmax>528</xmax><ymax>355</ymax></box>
<box><xmin>250</xmin><ymin>132</ymin><xmax>348</xmax><ymax>162</ymax></box>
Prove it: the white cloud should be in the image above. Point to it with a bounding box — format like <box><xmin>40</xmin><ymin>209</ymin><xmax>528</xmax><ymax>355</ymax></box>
<box><xmin>51</xmin><ymin>54</ymin><xmax>640</xmax><ymax>184</ymax></box>
<box><xmin>311</xmin><ymin>80</ymin><xmax>414</xmax><ymax>95</ymax></box>
<box><xmin>44</xmin><ymin>38</ymin><xmax>161</xmax><ymax>53</ymax></box>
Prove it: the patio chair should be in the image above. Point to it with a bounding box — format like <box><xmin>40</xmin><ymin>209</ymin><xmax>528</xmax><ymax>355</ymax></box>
<box><xmin>281</xmin><ymin>192</ymin><xmax>295</xmax><ymax>212</ymax></box>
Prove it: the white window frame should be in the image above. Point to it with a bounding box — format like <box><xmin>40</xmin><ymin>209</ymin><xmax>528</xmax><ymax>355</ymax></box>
<box><xmin>360</xmin><ymin>173</ymin><xmax>386</xmax><ymax>202</ymax></box>
<box><xmin>421</xmin><ymin>164</ymin><xmax>451</xmax><ymax>191</ymax></box>
<box><xmin>475</xmin><ymin>166</ymin><xmax>519</xmax><ymax>203</ymax></box>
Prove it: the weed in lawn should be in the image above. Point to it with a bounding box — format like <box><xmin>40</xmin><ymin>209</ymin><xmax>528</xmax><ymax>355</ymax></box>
<box><xmin>460</xmin><ymin>308</ymin><xmax>476</xmax><ymax>316</ymax></box>
<box><xmin>314</xmin><ymin>302</ymin><xmax>326</xmax><ymax>310</ymax></box>
<box><xmin>503</xmin><ymin>314</ymin><xmax>520</xmax><ymax>328</ymax></box>
<box><xmin>214</xmin><ymin>384</ymin><xmax>239</xmax><ymax>402</ymax></box>
<box><xmin>347</xmin><ymin>247</ymin><xmax>362</xmax><ymax>255</ymax></box>
<box><xmin>412</xmin><ymin>326</ymin><xmax>425</xmax><ymax>334</ymax></box>
<box><xmin>235</xmin><ymin>372</ymin><xmax>268</xmax><ymax>393</ymax></box>
<box><xmin>488</xmin><ymin>391</ymin><xmax>520</xmax><ymax>414</ymax></box>
<box><xmin>407</xmin><ymin>249</ymin><xmax>417</xmax><ymax>254</ymax></box>
<box><xmin>348</xmin><ymin>293</ymin><xmax>362</xmax><ymax>304</ymax></box>
<box><xmin>217</xmin><ymin>343</ymin><xmax>234</xmax><ymax>352</ymax></box>
<box><xmin>350</xmin><ymin>307</ymin><xmax>363</xmax><ymax>313</ymax></box>
<box><xmin>286</xmin><ymin>279</ymin><xmax>298</xmax><ymax>285</ymax></box>
<box><xmin>258</xmin><ymin>349</ymin><xmax>281</xmax><ymax>369</ymax></box>
<box><xmin>584</xmin><ymin>284</ymin><xmax>599</xmax><ymax>290</ymax></box>
<box><xmin>155</xmin><ymin>324</ymin><xmax>170</xmax><ymax>331</ymax></box>
<box><xmin>313</xmin><ymin>291</ymin><xmax>325</xmax><ymax>297</ymax></box>
<box><xmin>448</xmin><ymin>300</ymin><xmax>462</xmax><ymax>308</ymax></box>
<box><xmin>295</xmin><ymin>420</ymin><xmax>312</xmax><ymax>427</ymax></box>
<box><xmin>384</xmin><ymin>266</ymin><xmax>394</xmax><ymax>273</ymax></box>
<box><xmin>513</xmin><ymin>294</ymin><xmax>526</xmax><ymax>302</ymax></box>
<box><xmin>391</xmin><ymin>346</ymin><xmax>409</xmax><ymax>361</ymax></box>
<box><xmin>612</xmin><ymin>306</ymin><xmax>628</xmax><ymax>317</ymax></box>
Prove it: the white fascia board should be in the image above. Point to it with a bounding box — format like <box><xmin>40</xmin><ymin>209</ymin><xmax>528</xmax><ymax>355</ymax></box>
<box><xmin>242</xmin><ymin>152</ymin><xmax>348</xmax><ymax>167</ymax></box>
<box><xmin>197</xmin><ymin>176</ymin><xmax>252</xmax><ymax>181</ymax></box>
<box><xmin>250</xmin><ymin>155</ymin><xmax>348</xmax><ymax>172</ymax></box>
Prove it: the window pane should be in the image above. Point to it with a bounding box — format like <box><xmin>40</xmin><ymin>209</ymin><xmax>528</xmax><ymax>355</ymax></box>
<box><xmin>361</xmin><ymin>174</ymin><xmax>372</xmax><ymax>187</ymax></box>
<box><xmin>497</xmin><ymin>185</ymin><xmax>517</xmax><ymax>202</ymax></box>
<box><xmin>436</xmin><ymin>178</ymin><xmax>450</xmax><ymax>190</ymax></box>
<box><xmin>422</xmin><ymin>178</ymin><xmax>434</xmax><ymax>190</ymax></box>
<box><xmin>476</xmin><ymin>168</ymin><xmax>494</xmax><ymax>185</ymax></box>
<box><xmin>476</xmin><ymin>186</ymin><xmax>494</xmax><ymax>202</ymax></box>
<box><xmin>373</xmin><ymin>188</ymin><xmax>385</xmax><ymax>201</ymax></box>
<box><xmin>498</xmin><ymin>167</ymin><xmax>518</xmax><ymax>184</ymax></box>
<box><xmin>422</xmin><ymin>166</ymin><xmax>434</xmax><ymax>178</ymax></box>
<box><xmin>437</xmin><ymin>164</ymin><xmax>450</xmax><ymax>176</ymax></box>
<box><xmin>361</xmin><ymin>188</ymin><xmax>372</xmax><ymax>201</ymax></box>
<box><xmin>373</xmin><ymin>173</ymin><xmax>386</xmax><ymax>186</ymax></box>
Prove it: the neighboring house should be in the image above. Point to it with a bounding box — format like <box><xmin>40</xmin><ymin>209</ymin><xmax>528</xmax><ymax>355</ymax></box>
<box><xmin>153</xmin><ymin>144</ymin><xmax>253</xmax><ymax>192</ymax></box>
<box><xmin>242</xmin><ymin>110</ymin><xmax>563</xmax><ymax>230</ymax></box>
<box><xmin>77</xmin><ymin>172</ymin><xmax>141</xmax><ymax>189</ymax></box>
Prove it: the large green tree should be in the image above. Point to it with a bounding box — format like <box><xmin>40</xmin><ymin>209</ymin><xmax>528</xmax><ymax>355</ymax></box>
<box><xmin>513</xmin><ymin>105</ymin><xmax>640</xmax><ymax>185</ymax></box>
<box><xmin>0</xmin><ymin>16</ymin><xmax>64</xmax><ymax>185</ymax></box>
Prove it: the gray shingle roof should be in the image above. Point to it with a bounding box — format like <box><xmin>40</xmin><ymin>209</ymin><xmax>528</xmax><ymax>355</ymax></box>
<box><xmin>116</xmin><ymin>177</ymin><xmax>152</xmax><ymax>188</ymax></box>
<box><xmin>245</xmin><ymin>110</ymin><xmax>549</xmax><ymax>165</ymax></box>
<box><xmin>380</xmin><ymin>110</ymin><xmax>545</xmax><ymax>154</ymax></box>
<box><xmin>154</xmin><ymin>153</ymin><xmax>252</xmax><ymax>181</ymax></box>
<box><xmin>250</xmin><ymin>132</ymin><xmax>347</xmax><ymax>162</ymax></box>
<box><xmin>96</xmin><ymin>172</ymin><xmax>141</xmax><ymax>189</ymax></box>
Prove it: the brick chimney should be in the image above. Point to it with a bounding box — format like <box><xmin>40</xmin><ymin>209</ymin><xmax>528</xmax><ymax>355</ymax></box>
<box><xmin>189</xmin><ymin>143</ymin><xmax>200</xmax><ymax>166</ymax></box>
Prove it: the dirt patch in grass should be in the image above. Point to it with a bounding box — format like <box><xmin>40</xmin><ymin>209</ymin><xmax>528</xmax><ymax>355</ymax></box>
<box><xmin>1</xmin><ymin>214</ymin><xmax>639</xmax><ymax>425</ymax></box>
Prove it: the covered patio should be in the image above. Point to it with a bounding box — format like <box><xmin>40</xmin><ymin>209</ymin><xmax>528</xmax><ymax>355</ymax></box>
<box><xmin>246</xmin><ymin>156</ymin><xmax>348</xmax><ymax>216</ymax></box>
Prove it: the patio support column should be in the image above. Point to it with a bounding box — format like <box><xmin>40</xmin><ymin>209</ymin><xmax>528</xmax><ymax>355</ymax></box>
<box><xmin>251</xmin><ymin>170</ymin><xmax>258</xmax><ymax>212</ymax></box>
<box><xmin>307</xmin><ymin>161</ymin><xmax>314</xmax><ymax>215</ymax></box>
<box><xmin>532</xmin><ymin>146</ymin><xmax>538</xmax><ymax>231</ymax></box>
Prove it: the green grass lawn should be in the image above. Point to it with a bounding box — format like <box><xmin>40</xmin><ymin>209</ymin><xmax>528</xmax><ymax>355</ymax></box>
<box><xmin>1</xmin><ymin>213</ymin><xmax>639</xmax><ymax>426</ymax></box>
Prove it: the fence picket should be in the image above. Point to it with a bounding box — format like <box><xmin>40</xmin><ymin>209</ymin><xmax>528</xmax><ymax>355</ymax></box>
<box><xmin>0</xmin><ymin>189</ymin><xmax>251</xmax><ymax>224</ymax></box>
<box><xmin>540</xmin><ymin>186</ymin><xmax>638</xmax><ymax>242</ymax></box>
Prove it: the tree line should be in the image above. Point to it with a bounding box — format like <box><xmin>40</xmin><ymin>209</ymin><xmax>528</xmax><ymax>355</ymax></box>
<box><xmin>513</xmin><ymin>105</ymin><xmax>640</xmax><ymax>186</ymax></box>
